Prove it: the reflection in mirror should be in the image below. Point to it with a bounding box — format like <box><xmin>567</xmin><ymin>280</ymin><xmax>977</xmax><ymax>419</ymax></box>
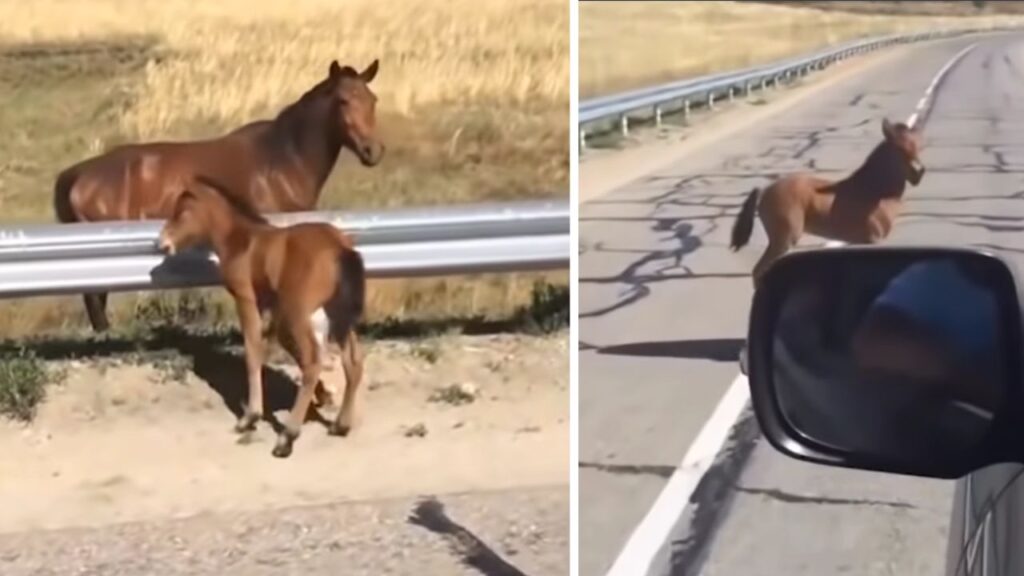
<box><xmin>771</xmin><ymin>255</ymin><xmax>1007</xmax><ymax>466</ymax></box>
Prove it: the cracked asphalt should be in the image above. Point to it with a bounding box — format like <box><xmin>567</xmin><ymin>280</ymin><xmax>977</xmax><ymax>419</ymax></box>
<box><xmin>580</xmin><ymin>32</ymin><xmax>1024</xmax><ymax>576</ymax></box>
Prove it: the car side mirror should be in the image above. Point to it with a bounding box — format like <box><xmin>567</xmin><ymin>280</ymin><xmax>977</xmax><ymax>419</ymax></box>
<box><xmin>746</xmin><ymin>246</ymin><xmax>1024</xmax><ymax>479</ymax></box>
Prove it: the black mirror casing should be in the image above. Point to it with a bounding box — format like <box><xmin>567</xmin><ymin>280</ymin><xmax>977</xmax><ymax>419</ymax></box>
<box><xmin>746</xmin><ymin>246</ymin><xmax>1024</xmax><ymax>480</ymax></box>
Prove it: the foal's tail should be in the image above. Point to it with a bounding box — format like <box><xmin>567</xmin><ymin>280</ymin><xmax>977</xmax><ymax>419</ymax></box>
<box><xmin>730</xmin><ymin>187</ymin><xmax>761</xmax><ymax>252</ymax></box>
<box><xmin>326</xmin><ymin>246</ymin><xmax>367</xmax><ymax>347</ymax></box>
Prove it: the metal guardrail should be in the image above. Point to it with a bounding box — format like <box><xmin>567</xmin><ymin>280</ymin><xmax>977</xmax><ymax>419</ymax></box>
<box><xmin>579</xmin><ymin>26</ymin><xmax>1012</xmax><ymax>148</ymax></box>
<box><xmin>0</xmin><ymin>200</ymin><xmax>570</xmax><ymax>298</ymax></box>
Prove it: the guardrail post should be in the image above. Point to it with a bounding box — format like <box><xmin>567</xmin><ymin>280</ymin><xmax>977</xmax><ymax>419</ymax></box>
<box><xmin>620</xmin><ymin>115</ymin><xmax>629</xmax><ymax>137</ymax></box>
<box><xmin>654</xmin><ymin>105</ymin><xmax>663</xmax><ymax>127</ymax></box>
<box><xmin>683</xmin><ymin>99</ymin><xmax>691</xmax><ymax>120</ymax></box>
<box><xmin>728</xmin><ymin>87</ymin><xmax>734</xmax><ymax>102</ymax></box>
<box><xmin>580</xmin><ymin>129</ymin><xmax>587</xmax><ymax>151</ymax></box>
<box><xmin>708</xmin><ymin>92</ymin><xmax>715</xmax><ymax>110</ymax></box>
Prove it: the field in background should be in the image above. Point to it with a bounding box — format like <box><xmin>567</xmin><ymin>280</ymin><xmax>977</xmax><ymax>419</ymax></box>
<box><xmin>0</xmin><ymin>0</ymin><xmax>569</xmax><ymax>337</ymax></box>
<box><xmin>765</xmin><ymin>1</ymin><xmax>1024</xmax><ymax>17</ymax></box>
<box><xmin>580</xmin><ymin>0</ymin><xmax>1024</xmax><ymax>98</ymax></box>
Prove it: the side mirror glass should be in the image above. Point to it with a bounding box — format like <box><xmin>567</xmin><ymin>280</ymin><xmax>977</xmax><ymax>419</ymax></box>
<box><xmin>747</xmin><ymin>247</ymin><xmax>1024</xmax><ymax>479</ymax></box>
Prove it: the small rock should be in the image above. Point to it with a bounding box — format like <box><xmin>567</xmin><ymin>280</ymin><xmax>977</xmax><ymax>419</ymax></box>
<box><xmin>405</xmin><ymin>423</ymin><xmax>428</xmax><ymax>438</ymax></box>
<box><xmin>428</xmin><ymin>383</ymin><xmax>477</xmax><ymax>406</ymax></box>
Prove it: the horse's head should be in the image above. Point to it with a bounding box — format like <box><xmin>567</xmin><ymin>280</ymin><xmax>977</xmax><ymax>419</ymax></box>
<box><xmin>158</xmin><ymin>180</ymin><xmax>268</xmax><ymax>256</ymax></box>
<box><xmin>158</xmin><ymin>189</ymin><xmax>210</xmax><ymax>256</ymax></box>
<box><xmin>327</xmin><ymin>59</ymin><xmax>384</xmax><ymax>167</ymax></box>
<box><xmin>881</xmin><ymin>118</ymin><xmax>925</xmax><ymax>187</ymax></box>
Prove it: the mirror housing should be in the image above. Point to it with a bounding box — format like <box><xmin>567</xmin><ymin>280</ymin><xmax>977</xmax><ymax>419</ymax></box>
<box><xmin>747</xmin><ymin>246</ymin><xmax>1024</xmax><ymax>479</ymax></box>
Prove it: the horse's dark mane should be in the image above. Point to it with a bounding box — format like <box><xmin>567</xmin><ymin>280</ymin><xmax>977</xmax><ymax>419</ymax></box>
<box><xmin>273</xmin><ymin>66</ymin><xmax>361</xmax><ymax>123</ymax></box>
<box><xmin>273</xmin><ymin>76</ymin><xmax>333</xmax><ymax>123</ymax></box>
<box><xmin>190</xmin><ymin>175</ymin><xmax>269</xmax><ymax>225</ymax></box>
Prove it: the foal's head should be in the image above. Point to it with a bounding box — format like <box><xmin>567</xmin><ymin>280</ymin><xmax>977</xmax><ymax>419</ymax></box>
<box><xmin>157</xmin><ymin>181</ymin><xmax>267</xmax><ymax>255</ymax></box>
<box><xmin>325</xmin><ymin>59</ymin><xmax>384</xmax><ymax>167</ymax></box>
<box><xmin>880</xmin><ymin>118</ymin><xmax>925</xmax><ymax>187</ymax></box>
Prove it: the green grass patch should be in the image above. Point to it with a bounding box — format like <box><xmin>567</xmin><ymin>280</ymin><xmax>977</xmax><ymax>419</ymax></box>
<box><xmin>0</xmin><ymin>348</ymin><xmax>52</xmax><ymax>421</ymax></box>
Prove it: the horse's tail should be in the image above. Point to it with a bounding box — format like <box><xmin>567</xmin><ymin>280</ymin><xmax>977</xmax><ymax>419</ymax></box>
<box><xmin>326</xmin><ymin>245</ymin><xmax>366</xmax><ymax>347</ymax></box>
<box><xmin>53</xmin><ymin>168</ymin><xmax>80</xmax><ymax>224</ymax></box>
<box><xmin>730</xmin><ymin>187</ymin><xmax>761</xmax><ymax>252</ymax></box>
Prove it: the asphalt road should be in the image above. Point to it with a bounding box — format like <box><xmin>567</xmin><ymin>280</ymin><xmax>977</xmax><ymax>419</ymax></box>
<box><xmin>0</xmin><ymin>486</ymin><xmax>567</xmax><ymax>576</ymax></box>
<box><xmin>579</xmin><ymin>32</ymin><xmax>1024</xmax><ymax>576</ymax></box>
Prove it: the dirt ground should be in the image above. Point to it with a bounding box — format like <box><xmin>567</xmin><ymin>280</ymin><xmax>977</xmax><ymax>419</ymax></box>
<box><xmin>0</xmin><ymin>332</ymin><xmax>568</xmax><ymax>542</ymax></box>
<box><xmin>0</xmin><ymin>486</ymin><xmax>569</xmax><ymax>576</ymax></box>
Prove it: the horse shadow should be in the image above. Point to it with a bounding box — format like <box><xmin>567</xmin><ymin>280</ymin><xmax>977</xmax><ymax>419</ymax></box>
<box><xmin>171</xmin><ymin>338</ymin><xmax>331</xmax><ymax>431</ymax></box>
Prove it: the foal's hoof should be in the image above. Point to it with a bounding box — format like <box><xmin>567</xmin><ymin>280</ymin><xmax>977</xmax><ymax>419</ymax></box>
<box><xmin>272</xmin><ymin>431</ymin><xmax>299</xmax><ymax>458</ymax></box>
<box><xmin>328</xmin><ymin>422</ymin><xmax>351</xmax><ymax>437</ymax></box>
<box><xmin>271</xmin><ymin>442</ymin><xmax>293</xmax><ymax>459</ymax></box>
<box><xmin>313</xmin><ymin>387</ymin><xmax>335</xmax><ymax>409</ymax></box>
<box><xmin>234</xmin><ymin>412</ymin><xmax>261</xmax><ymax>434</ymax></box>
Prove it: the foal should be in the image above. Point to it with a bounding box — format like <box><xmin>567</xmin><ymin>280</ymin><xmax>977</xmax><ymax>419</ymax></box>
<box><xmin>158</xmin><ymin>178</ymin><xmax>366</xmax><ymax>458</ymax></box>
<box><xmin>730</xmin><ymin>118</ymin><xmax>926</xmax><ymax>289</ymax></box>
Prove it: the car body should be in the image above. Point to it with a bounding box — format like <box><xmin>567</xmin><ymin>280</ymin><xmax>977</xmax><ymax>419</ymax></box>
<box><xmin>744</xmin><ymin>246</ymin><xmax>1024</xmax><ymax>576</ymax></box>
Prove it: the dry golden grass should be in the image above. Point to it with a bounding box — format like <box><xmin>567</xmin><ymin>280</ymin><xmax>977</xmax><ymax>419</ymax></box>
<box><xmin>580</xmin><ymin>0</ymin><xmax>1024</xmax><ymax>97</ymax></box>
<box><xmin>0</xmin><ymin>0</ymin><xmax>569</xmax><ymax>336</ymax></box>
<box><xmin>0</xmin><ymin>0</ymin><xmax>568</xmax><ymax>132</ymax></box>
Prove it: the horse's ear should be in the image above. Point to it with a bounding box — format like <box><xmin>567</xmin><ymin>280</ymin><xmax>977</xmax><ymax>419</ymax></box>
<box><xmin>329</xmin><ymin>60</ymin><xmax>342</xmax><ymax>80</ymax></box>
<box><xmin>881</xmin><ymin>118</ymin><xmax>896</xmax><ymax>141</ymax></box>
<box><xmin>171</xmin><ymin>189</ymin><xmax>195</xmax><ymax>214</ymax></box>
<box><xmin>360</xmin><ymin>59</ymin><xmax>379</xmax><ymax>83</ymax></box>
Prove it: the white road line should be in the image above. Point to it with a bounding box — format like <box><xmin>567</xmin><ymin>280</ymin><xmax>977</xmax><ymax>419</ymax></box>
<box><xmin>602</xmin><ymin>38</ymin><xmax>980</xmax><ymax>576</ymax></box>
<box><xmin>907</xmin><ymin>42</ymin><xmax>977</xmax><ymax>129</ymax></box>
<box><xmin>603</xmin><ymin>374</ymin><xmax>750</xmax><ymax>576</ymax></box>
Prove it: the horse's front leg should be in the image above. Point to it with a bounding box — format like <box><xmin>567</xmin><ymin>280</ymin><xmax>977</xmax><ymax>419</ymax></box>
<box><xmin>234</xmin><ymin>296</ymin><xmax>265</xmax><ymax>433</ymax></box>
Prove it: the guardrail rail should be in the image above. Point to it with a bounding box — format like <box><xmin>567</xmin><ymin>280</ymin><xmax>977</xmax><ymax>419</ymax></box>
<box><xmin>579</xmin><ymin>26</ymin><xmax>1014</xmax><ymax>148</ymax></box>
<box><xmin>0</xmin><ymin>199</ymin><xmax>570</xmax><ymax>299</ymax></box>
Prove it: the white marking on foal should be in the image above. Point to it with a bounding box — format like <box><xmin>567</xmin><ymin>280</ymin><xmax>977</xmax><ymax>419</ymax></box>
<box><xmin>311</xmin><ymin>307</ymin><xmax>330</xmax><ymax>351</ymax></box>
<box><xmin>310</xmin><ymin>307</ymin><xmax>340</xmax><ymax>404</ymax></box>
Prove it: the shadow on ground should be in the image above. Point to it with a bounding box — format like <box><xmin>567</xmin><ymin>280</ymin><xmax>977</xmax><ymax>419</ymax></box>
<box><xmin>409</xmin><ymin>497</ymin><xmax>529</xmax><ymax>576</ymax></box>
<box><xmin>593</xmin><ymin>338</ymin><xmax>744</xmax><ymax>363</ymax></box>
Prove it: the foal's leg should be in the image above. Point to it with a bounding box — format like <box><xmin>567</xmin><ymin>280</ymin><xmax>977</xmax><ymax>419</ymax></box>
<box><xmin>310</xmin><ymin>307</ymin><xmax>340</xmax><ymax>408</ymax></box>
<box><xmin>751</xmin><ymin>209</ymin><xmax>803</xmax><ymax>291</ymax></box>
<box><xmin>751</xmin><ymin>240</ymin><xmax>791</xmax><ymax>291</ymax></box>
<box><xmin>329</xmin><ymin>329</ymin><xmax>365</xmax><ymax>437</ymax></box>
<box><xmin>272</xmin><ymin>312</ymin><xmax>321</xmax><ymax>458</ymax></box>
<box><xmin>235</xmin><ymin>297</ymin><xmax>265</xmax><ymax>432</ymax></box>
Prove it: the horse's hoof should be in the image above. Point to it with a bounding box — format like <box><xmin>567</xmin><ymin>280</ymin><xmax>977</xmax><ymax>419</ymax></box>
<box><xmin>313</xmin><ymin>387</ymin><xmax>336</xmax><ymax>409</ymax></box>
<box><xmin>328</xmin><ymin>422</ymin><xmax>351</xmax><ymax>437</ymax></box>
<box><xmin>271</xmin><ymin>443</ymin><xmax>293</xmax><ymax>458</ymax></box>
<box><xmin>234</xmin><ymin>413</ymin><xmax>261</xmax><ymax>433</ymax></box>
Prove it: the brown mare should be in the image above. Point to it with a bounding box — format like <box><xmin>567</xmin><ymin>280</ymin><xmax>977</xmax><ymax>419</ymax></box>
<box><xmin>55</xmin><ymin>59</ymin><xmax>384</xmax><ymax>333</ymax></box>
<box><xmin>157</xmin><ymin>177</ymin><xmax>366</xmax><ymax>458</ymax></box>
<box><xmin>730</xmin><ymin>118</ymin><xmax>926</xmax><ymax>289</ymax></box>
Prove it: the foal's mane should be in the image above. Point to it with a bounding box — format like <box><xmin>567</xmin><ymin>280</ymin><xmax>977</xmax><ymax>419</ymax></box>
<box><xmin>839</xmin><ymin>136</ymin><xmax>908</xmax><ymax>197</ymax></box>
<box><xmin>190</xmin><ymin>175</ymin><xmax>269</xmax><ymax>225</ymax></box>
